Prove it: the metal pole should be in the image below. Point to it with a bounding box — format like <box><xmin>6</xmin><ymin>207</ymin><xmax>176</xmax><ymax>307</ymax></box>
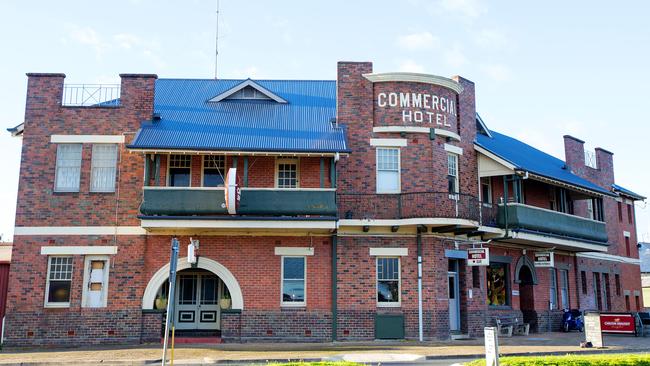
<box><xmin>417</xmin><ymin>231</ymin><xmax>423</xmax><ymax>341</ymax></box>
<box><xmin>162</xmin><ymin>238</ymin><xmax>179</xmax><ymax>366</ymax></box>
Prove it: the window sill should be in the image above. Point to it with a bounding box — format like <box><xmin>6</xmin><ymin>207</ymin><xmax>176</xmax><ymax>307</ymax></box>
<box><xmin>377</xmin><ymin>302</ymin><xmax>401</xmax><ymax>308</ymax></box>
<box><xmin>44</xmin><ymin>303</ymin><xmax>70</xmax><ymax>309</ymax></box>
<box><xmin>281</xmin><ymin>304</ymin><xmax>306</xmax><ymax>310</ymax></box>
<box><xmin>488</xmin><ymin>305</ymin><xmax>513</xmax><ymax>311</ymax></box>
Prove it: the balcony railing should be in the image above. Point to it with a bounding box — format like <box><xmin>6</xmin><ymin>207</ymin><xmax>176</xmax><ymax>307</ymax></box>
<box><xmin>497</xmin><ymin>203</ymin><xmax>608</xmax><ymax>243</ymax></box>
<box><xmin>337</xmin><ymin>192</ymin><xmax>481</xmax><ymax>221</ymax></box>
<box><xmin>140</xmin><ymin>187</ymin><xmax>337</xmax><ymax>217</ymax></box>
<box><xmin>62</xmin><ymin>84</ymin><xmax>121</xmax><ymax>107</ymax></box>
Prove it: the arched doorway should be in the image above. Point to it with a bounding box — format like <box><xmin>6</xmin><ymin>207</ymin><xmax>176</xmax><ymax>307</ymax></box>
<box><xmin>518</xmin><ymin>264</ymin><xmax>537</xmax><ymax>332</ymax></box>
<box><xmin>142</xmin><ymin>257</ymin><xmax>244</xmax><ymax>332</ymax></box>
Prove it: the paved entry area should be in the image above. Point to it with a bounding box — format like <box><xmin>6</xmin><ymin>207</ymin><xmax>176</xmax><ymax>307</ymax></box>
<box><xmin>0</xmin><ymin>332</ymin><xmax>648</xmax><ymax>365</ymax></box>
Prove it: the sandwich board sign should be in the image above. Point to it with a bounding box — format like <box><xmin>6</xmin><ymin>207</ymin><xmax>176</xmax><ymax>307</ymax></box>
<box><xmin>468</xmin><ymin>248</ymin><xmax>490</xmax><ymax>266</ymax></box>
<box><xmin>484</xmin><ymin>326</ymin><xmax>500</xmax><ymax>366</ymax></box>
<box><xmin>584</xmin><ymin>311</ymin><xmax>603</xmax><ymax>348</ymax></box>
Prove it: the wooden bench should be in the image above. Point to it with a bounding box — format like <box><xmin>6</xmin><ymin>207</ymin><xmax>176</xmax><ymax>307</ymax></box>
<box><xmin>495</xmin><ymin>315</ymin><xmax>530</xmax><ymax>337</ymax></box>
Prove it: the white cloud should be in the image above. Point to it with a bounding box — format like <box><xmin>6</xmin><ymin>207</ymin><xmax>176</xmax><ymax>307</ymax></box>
<box><xmin>439</xmin><ymin>0</ymin><xmax>485</xmax><ymax>19</ymax></box>
<box><xmin>113</xmin><ymin>33</ymin><xmax>141</xmax><ymax>49</ymax></box>
<box><xmin>65</xmin><ymin>24</ymin><xmax>107</xmax><ymax>57</ymax></box>
<box><xmin>481</xmin><ymin>64</ymin><xmax>512</xmax><ymax>82</ymax></box>
<box><xmin>397</xmin><ymin>32</ymin><xmax>439</xmax><ymax>50</ymax></box>
<box><xmin>398</xmin><ymin>59</ymin><xmax>426</xmax><ymax>73</ymax></box>
<box><xmin>475</xmin><ymin>29</ymin><xmax>508</xmax><ymax>49</ymax></box>
<box><xmin>444</xmin><ymin>44</ymin><xmax>467</xmax><ymax>68</ymax></box>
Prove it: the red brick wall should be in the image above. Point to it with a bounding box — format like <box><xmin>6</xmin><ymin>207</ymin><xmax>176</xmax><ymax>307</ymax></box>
<box><xmin>143</xmin><ymin>235</ymin><xmax>332</xmax><ymax>311</ymax></box>
<box><xmin>15</xmin><ymin>73</ymin><xmax>155</xmax><ymax>228</ymax></box>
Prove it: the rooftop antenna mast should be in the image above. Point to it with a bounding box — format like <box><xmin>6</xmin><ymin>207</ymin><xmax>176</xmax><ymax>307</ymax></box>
<box><xmin>214</xmin><ymin>0</ymin><xmax>220</xmax><ymax>79</ymax></box>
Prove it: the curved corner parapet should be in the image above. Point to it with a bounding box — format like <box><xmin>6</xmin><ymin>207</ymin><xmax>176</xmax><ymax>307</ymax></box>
<box><xmin>362</xmin><ymin>72</ymin><xmax>464</xmax><ymax>94</ymax></box>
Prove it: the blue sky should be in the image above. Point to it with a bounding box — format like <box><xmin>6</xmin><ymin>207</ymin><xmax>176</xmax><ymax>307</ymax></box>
<box><xmin>0</xmin><ymin>0</ymin><xmax>648</xmax><ymax>259</ymax></box>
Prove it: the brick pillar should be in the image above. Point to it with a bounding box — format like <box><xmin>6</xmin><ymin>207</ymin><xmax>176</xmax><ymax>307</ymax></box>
<box><xmin>563</xmin><ymin>135</ymin><xmax>585</xmax><ymax>173</ymax></box>
<box><xmin>336</xmin><ymin>61</ymin><xmax>374</xmax><ymax>194</ymax></box>
<box><xmin>452</xmin><ymin>76</ymin><xmax>479</xmax><ymax>197</ymax></box>
<box><xmin>24</xmin><ymin>73</ymin><xmax>66</xmax><ymax>132</ymax></box>
<box><xmin>119</xmin><ymin>73</ymin><xmax>157</xmax><ymax>131</ymax></box>
<box><xmin>595</xmin><ymin>147</ymin><xmax>614</xmax><ymax>186</ymax></box>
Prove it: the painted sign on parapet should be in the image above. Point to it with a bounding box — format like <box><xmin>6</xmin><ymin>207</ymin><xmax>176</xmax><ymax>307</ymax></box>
<box><xmin>484</xmin><ymin>326</ymin><xmax>499</xmax><ymax>366</ymax></box>
<box><xmin>534</xmin><ymin>252</ymin><xmax>555</xmax><ymax>267</ymax></box>
<box><xmin>584</xmin><ymin>311</ymin><xmax>603</xmax><ymax>348</ymax></box>
<box><xmin>468</xmin><ymin>248</ymin><xmax>490</xmax><ymax>266</ymax></box>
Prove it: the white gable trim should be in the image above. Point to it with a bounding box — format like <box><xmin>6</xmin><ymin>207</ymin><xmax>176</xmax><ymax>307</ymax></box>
<box><xmin>476</xmin><ymin>113</ymin><xmax>493</xmax><ymax>138</ymax></box>
<box><xmin>208</xmin><ymin>79</ymin><xmax>288</xmax><ymax>103</ymax></box>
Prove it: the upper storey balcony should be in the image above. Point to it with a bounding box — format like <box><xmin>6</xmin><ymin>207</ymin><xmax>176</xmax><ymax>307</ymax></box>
<box><xmin>136</xmin><ymin>153</ymin><xmax>338</xmax><ymax>232</ymax></box>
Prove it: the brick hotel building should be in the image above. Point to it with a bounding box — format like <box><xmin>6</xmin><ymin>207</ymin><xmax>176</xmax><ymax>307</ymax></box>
<box><xmin>4</xmin><ymin>62</ymin><xmax>646</xmax><ymax>346</ymax></box>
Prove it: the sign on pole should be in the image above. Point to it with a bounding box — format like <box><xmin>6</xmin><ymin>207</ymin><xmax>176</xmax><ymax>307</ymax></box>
<box><xmin>484</xmin><ymin>326</ymin><xmax>500</xmax><ymax>366</ymax></box>
<box><xmin>534</xmin><ymin>252</ymin><xmax>554</xmax><ymax>267</ymax></box>
<box><xmin>584</xmin><ymin>311</ymin><xmax>603</xmax><ymax>348</ymax></box>
<box><xmin>468</xmin><ymin>248</ymin><xmax>490</xmax><ymax>266</ymax></box>
<box><xmin>161</xmin><ymin>238</ymin><xmax>180</xmax><ymax>366</ymax></box>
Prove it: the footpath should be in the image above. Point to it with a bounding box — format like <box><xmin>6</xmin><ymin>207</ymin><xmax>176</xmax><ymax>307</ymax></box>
<box><xmin>0</xmin><ymin>332</ymin><xmax>648</xmax><ymax>365</ymax></box>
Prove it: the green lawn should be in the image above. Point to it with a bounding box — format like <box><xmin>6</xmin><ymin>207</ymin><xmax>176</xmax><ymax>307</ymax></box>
<box><xmin>465</xmin><ymin>353</ymin><xmax>650</xmax><ymax>366</ymax></box>
<box><xmin>266</xmin><ymin>363</ymin><xmax>361</xmax><ymax>366</ymax></box>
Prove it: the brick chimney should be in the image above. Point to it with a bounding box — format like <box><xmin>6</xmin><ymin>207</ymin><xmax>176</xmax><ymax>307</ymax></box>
<box><xmin>595</xmin><ymin>147</ymin><xmax>615</xmax><ymax>186</ymax></box>
<box><xmin>563</xmin><ymin>135</ymin><xmax>585</xmax><ymax>173</ymax></box>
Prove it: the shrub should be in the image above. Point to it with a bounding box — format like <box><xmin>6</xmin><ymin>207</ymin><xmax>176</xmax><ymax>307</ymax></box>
<box><xmin>465</xmin><ymin>353</ymin><xmax>650</xmax><ymax>366</ymax></box>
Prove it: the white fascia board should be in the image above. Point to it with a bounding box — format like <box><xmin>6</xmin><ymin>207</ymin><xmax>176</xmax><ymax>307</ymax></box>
<box><xmin>362</xmin><ymin>72</ymin><xmax>464</xmax><ymax>94</ymax></box>
<box><xmin>373</xmin><ymin>126</ymin><xmax>430</xmax><ymax>134</ymax></box>
<box><xmin>474</xmin><ymin>145</ymin><xmax>517</xmax><ymax>170</ymax></box>
<box><xmin>577</xmin><ymin>252</ymin><xmax>641</xmax><ymax>265</ymax></box>
<box><xmin>369</xmin><ymin>247</ymin><xmax>408</xmax><ymax>256</ymax></box>
<box><xmin>140</xmin><ymin>219</ymin><xmax>336</xmax><ymax>230</ymax></box>
<box><xmin>274</xmin><ymin>247</ymin><xmax>315</xmax><ymax>256</ymax></box>
<box><xmin>510</xmin><ymin>231</ymin><xmax>608</xmax><ymax>252</ymax></box>
<box><xmin>51</xmin><ymin>135</ymin><xmax>125</xmax><ymax>144</ymax></box>
<box><xmin>338</xmin><ymin>218</ymin><xmax>478</xmax><ymax>227</ymax></box>
<box><xmin>434</xmin><ymin>129</ymin><xmax>461</xmax><ymax>141</ymax></box>
<box><xmin>41</xmin><ymin>246</ymin><xmax>118</xmax><ymax>255</ymax></box>
<box><xmin>14</xmin><ymin>226</ymin><xmax>146</xmax><ymax>236</ymax></box>
<box><xmin>370</xmin><ymin>138</ymin><xmax>407</xmax><ymax>147</ymax></box>
<box><xmin>444</xmin><ymin>143</ymin><xmax>463</xmax><ymax>155</ymax></box>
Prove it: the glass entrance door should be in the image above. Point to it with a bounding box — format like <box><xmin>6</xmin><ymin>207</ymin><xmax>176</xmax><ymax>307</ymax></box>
<box><xmin>175</xmin><ymin>271</ymin><xmax>221</xmax><ymax>330</ymax></box>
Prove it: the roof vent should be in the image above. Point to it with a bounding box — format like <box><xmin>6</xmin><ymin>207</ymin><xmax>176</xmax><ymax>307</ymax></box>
<box><xmin>152</xmin><ymin>113</ymin><xmax>161</xmax><ymax>121</ymax></box>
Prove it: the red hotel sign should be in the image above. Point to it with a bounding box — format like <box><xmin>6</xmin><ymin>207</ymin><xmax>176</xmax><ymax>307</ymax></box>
<box><xmin>600</xmin><ymin>313</ymin><xmax>636</xmax><ymax>334</ymax></box>
<box><xmin>467</xmin><ymin>248</ymin><xmax>489</xmax><ymax>266</ymax></box>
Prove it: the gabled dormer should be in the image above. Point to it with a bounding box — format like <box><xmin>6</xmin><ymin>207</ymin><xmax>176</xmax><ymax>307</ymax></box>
<box><xmin>208</xmin><ymin>79</ymin><xmax>288</xmax><ymax>103</ymax></box>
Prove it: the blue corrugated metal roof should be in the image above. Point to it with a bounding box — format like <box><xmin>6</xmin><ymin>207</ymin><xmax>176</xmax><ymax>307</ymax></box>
<box><xmin>476</xmin><ymin>130</ymin><xmax>613</xmax><ymax>195</ymax></box>
<box><xmin>612</xmin><ymin>184</ymin><xmax>646</xmax><ymax>200</ymax></box>
<box><xmin>128</xmin><ymin>79</ymin><xmax>347</xmax><ymax>153</ymax></box>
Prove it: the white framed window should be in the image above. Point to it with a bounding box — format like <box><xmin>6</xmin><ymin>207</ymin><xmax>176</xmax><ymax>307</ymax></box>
<box><xmin>54</xmin><ymin>144</ymin><xmax>82</xmax><ymax>192</ymax></box>
<box><xmin>549</xmin><ymin>268</ymin><xmax>558</xmax><ymax>310</ymax></box>
<box><xmin>281</xmin><ymin>256</ymin><xmax>306</xmax><ymax>306</ymax></box>
<box><xmin>168</xmin><ymin>154</ymin><xmax>191</xmax><ymax>187</ymax></box>
<box><xmin>202</xmin><ymin>155</ymin><xmax>225</xmax><ymax>187</ymax></box>
<box><xmin>45</xmin><ymin>256</ymin><xmax>74</xmax><ymax>307</ymax></box>
<box><xmin>90</xmin><ymin>144</ymin><xmax>118</xmax><ymax>192</ymax></box>
<box><xmin>481</xmin><ymin>177</ymin><xmax>492</xmax><ymax>206</ymax></box>
<box><xmin>377</xmin><ymin>257</ymin><xmax>400</xmax><ymax>307</ymax></box>
<box><xmin>81</xmin><ymin>255</ymin><xmax>110</xmax><ymax>308</ymax></box>
<box><xmin>560</xmin><ymin>269</ymin><xmax>569</xmax><ymax>310</ymax></box>
<box><xmin>276</xmin><ymin>158</ymin><xmax>299</xmax><ymax>188</ymax></box>
<box><xmin>447</xmin><ymin>153</ymin><xmax>459</xmax><ymax>196</ymax></box>
<box><xmin>376</xmin><ymin>147</ymin><xmax>400</xmax><ymax>193</ymax></box>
